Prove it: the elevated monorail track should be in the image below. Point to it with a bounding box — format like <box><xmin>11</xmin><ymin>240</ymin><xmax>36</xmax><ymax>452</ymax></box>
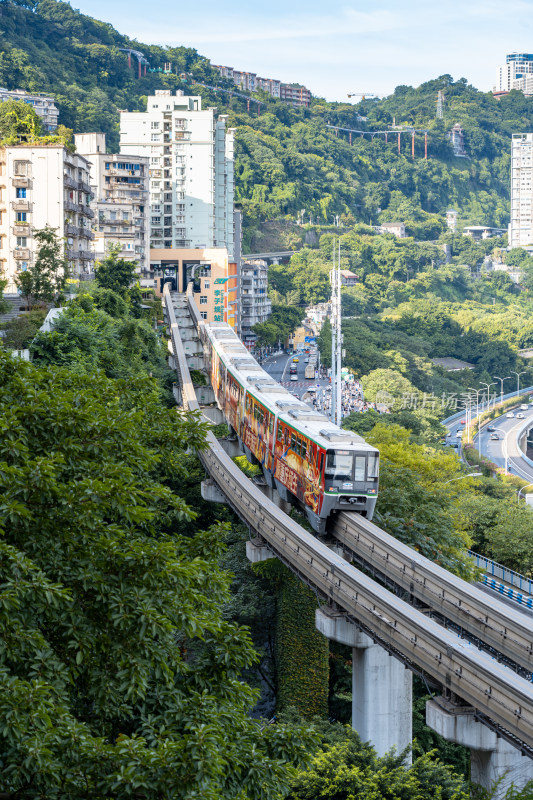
<box><xmin>164</xmin><ymin>286</ymin><xmax>533</xmax><ymax>756</ymax></box>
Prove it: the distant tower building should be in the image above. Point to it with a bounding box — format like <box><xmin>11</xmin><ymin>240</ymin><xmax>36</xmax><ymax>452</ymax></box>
<box><xmin>436</xmin><ymin>90</ymin><xmax>445</xmax><ymax>119</ymax></box>
<box><xmin>447</xmin><ymin>123</ymin><xmax>468</xmax><ymax>157</ymax></box>
<box><xmin>495</xmin><ymin>53</ymin><xmax>533</xmax><ymax>93</ymax></box>
<box><xmin>446</xmin><ymin>209</ymin><xmax>458</xmax><ymax>232</ymax></box>
<box><xmin>510</xmin><ymin>133</ymin><xmax>533</xmax><ymax>248</ymax></box>
<box><xmin>119</xmin><ymin>91</ymin><xmax>235</xmax><ymax>258</ymax></box>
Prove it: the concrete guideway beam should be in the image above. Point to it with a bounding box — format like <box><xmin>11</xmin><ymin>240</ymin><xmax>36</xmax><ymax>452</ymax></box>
<box><xmin>426</xmin><ymin>697</ymin><xmax>533</xmax><ymax>798</ymax></box>
<box><xmin>316</xmin><ymin>607</ymin><xmax>412</xmax><ymax>762</ymax></box>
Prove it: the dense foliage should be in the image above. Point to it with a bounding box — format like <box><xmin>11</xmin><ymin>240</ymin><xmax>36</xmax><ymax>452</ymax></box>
<box><xmin>0</xmin><ymin>292</ymin><xmax>314</xmax><ymax>797</ymax></box>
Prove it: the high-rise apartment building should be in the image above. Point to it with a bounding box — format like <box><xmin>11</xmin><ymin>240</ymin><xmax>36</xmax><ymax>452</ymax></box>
<box><xmin>0</xmin><ymin>145</ymin><xmax>94</xmax><ymax>292</ymax></box>
<box><xmin>495</xmin><ymin>53</ymin><xmax>533</xmax><ymax>93</ymax></box>
<box><xmin>0</xmin><ymin>89</ymin><xmax>59</xmax><ymax>131</ymax></box>
<box><xmin>74</xmin><ymin>133</ymin><xmax>150</xmax><ymax>274</ymax></box>
<box><xmin>239</xmin><ymin>259</ymin><xmax>272</xmax><ymax>346</ymax></box>
<box><xmin>119</xmin><ymin>91</ymin><xmax>235</xmax><ymax>258</ymax></box>
<box><xmin>510</xmin><ymin>133</ymin><xmax>533</xmax><ymax>248</ymax></box>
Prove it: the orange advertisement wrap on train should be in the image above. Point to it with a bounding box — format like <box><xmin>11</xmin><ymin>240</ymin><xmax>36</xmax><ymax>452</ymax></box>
<box><xmin>225</xmin><ymin>372</ymin><xmax>243</xmax><ymax>434</ymax></box>
<box><xmin>274</xmin><ymin>422</ymin><xmax>323</xmax><ymax>514</ymax></box>
<box><xmin>242</xmin><ymin>393</ymin><xmax>274</xmax><ymax>470</ymax></box>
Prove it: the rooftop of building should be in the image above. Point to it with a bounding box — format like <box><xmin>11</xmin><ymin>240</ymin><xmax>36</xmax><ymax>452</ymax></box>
<box><xmin>432</xmin><ymin>357</ymin><xmax>475</xmax><ymax>372</ymax></box>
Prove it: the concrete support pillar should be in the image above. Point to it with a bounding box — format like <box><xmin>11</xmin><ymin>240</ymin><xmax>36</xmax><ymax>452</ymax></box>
<box><xmin>426</xmin><ymin>697</ymin><xmax>533</xmax><ymax>799</ymax></box>
<box><xmin>246</xmin><ymin>537</ymin><xmax>275</xmax><ymax>563</ymax></box>
<box><xmin>200</xmin><ymin>479</ymin><xmax>226</xmax><ymax>504</ymax></box>
<box><xmin>316</xmin><ymin>607</ymin><xmax>412</xmax><ymax>761</ymax></box>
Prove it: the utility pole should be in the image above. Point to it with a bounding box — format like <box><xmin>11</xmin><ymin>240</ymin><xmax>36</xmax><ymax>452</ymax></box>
<box><xmin>336</xmin><ymin>239</ymin><xmax>342</xmax><ymax>425</ymax></box>
<box><xmin>329</xmin><ymin>239</ymin><xmax>343</xmax><ymax>425</ymax></box>
<box><xmin>330</xmin><ymin>247</ymin><xmax>336</xmax><ymax>425</ymax></box>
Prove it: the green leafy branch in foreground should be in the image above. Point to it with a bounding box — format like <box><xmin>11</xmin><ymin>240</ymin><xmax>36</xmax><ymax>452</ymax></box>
<box><xmin>0</xmin><ymin>351</ymin><xmax>313</xmax><ymax>798</ymax></box>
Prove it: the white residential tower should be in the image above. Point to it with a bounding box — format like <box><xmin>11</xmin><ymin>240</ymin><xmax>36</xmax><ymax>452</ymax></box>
<box><xmin>119</xmin><ymin>91</ymin><xmax>235</xmax><ymax>258</ymax></box>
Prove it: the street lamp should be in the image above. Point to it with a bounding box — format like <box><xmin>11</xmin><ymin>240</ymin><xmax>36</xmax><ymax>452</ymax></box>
<box><xmin>511</xmin><ymin>370</ymin><xmax>527</xmax><ymax>398</ymax></box>
<box><xmin>444</xmin><ymin>472</ymin><xmax>482</xmax><ymax>484</ymax></box>
<box><xmin>468</xmin><ymin>387</ymin><xmax>483</xmax><ymax>442</ymax></box>
<box><xmin>517</xmin><ymin>482</ymin><xmax>533</xmax><ymax>504</ymax></box>
<box><xmin>480</xmin><ymin>382</ymin><xmax>496</xmax><ymax>413</ymax></box>
<box><xmin>493</xmin><ymin>375</ymin><xmax>510</xmax><ymax>407</ymax></box>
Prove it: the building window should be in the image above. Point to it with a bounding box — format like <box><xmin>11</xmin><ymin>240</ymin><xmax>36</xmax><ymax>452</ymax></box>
<box><xmin>199</xmin><ymin>295</ymin><xmax>208</xmax><ymax>305</ymax></box>
<box><xmin>151</xmin><ymin>134</ymin><xmax>160</xmax><ymax>141</ymax></box>
<box><xmin>204</xmin><ymin>281</ymin><xmax>210</xmax><ymax>289</ymax></box>
<box><xmin>16</xmin><ymin>212</ymin><xmax>27</xmax><ymax>222</ymax></box>
<box><xmin>14</xmin><ymin>161</ymin><xmax>28</xmax><ymax>176</ymax></box>
<box><xmin>151</xmin><ymin>121</ymin><xmax>160</xmax><ymax>129</ymax></box>
<box><xmin>16</xmin><ymin>188</ymin><xmax>27</xmax><ymax>199</ymax></box>
<box><xmin>200</xmin><ymin>311</ymin><xmax>207</xmax><ymax>320</ymax></box>
<box><xmin>16</xmin><ymin>237</ymin><xmax>27</xmax><ymax>247</ymax></box>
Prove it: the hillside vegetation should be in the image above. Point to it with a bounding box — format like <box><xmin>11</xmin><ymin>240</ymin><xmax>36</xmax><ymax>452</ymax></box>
<box><xmin>1</xmin><ymin>1</ymin><xmax>531</xmax><ymax>246</ymax></box>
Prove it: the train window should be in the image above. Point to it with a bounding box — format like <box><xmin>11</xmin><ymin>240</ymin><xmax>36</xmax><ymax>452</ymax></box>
<box><xmin>291</xmin><ymin>433</ymin><xmax>298</xmax><ymax>453</ymax></box>
<box><xmin>268</xmin><ymin>415</ymin><xmax>274</xmax><ymax>434</ymax></box>
<box><xmin>354</xmin><ymin>456</ymin><xmax>366</xmax><ymax>481</ymax></box>
<box><xmin>318</xmin><ymin>452</ymin><xmax>324</xmax><ymax>474</ymax></box>
<box><xmin>325</xmin><ymin>450</ymin><xmax>353</xmax><ymax>480</ymax></box>
<box><xmin>277</xmin><ymin>425</ymin><xmax>283</xmax><ymax>443</ymax></box>
<box><xmin>367</xmin><ymin>454</ymin><xmax>379</xmax><ymax>479</ymax></box>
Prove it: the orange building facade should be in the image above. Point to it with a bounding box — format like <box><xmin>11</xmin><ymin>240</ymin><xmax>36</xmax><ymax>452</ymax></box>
<box><xmin>151</xmin><ymin>247</ymin><xmax>237</xmax><ymax>329</ymax></box>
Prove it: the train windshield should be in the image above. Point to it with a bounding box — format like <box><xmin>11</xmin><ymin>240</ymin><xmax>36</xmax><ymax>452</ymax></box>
<box><xmin>367</xmin><ymin>454</ymin><xmax>379</xmax><ymax>479</ymax></box>
<box><xmin>325</xmin><ymin>450</ymin><xmax>353</xmax><ymax>481</ymax></box>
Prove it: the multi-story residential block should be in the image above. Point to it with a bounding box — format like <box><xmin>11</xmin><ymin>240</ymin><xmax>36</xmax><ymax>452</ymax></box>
<box><xmin>0</xmin><ymin>88</ymin><xmax>59</xmax><ymax>131</ymax></box>
<box><xmin>74</xmin><ymin>133</ymin><xmax>149</xmax><ymax>274</ymax></box>
<box><xmin>0</xmin><ymin>144</ymin><xmax>94</xmax><ymax>292</ymax></box>
<box><xmin>510</xmin><ymin>133</ymin><xmax>533</xmax><ymax>248</ymax></box>
<box><xmin>239</xmin><ymin>259</ymin><xmax>271</xmax><ymax>346</ymax></box>
<box><xmin>279</xmin><ymin>83</ymin><xmax>312</xmax><ymax>107</ymax></box>
<box><xmin>256</xmin><ymin>77</ymin><xmax>281</xmax><ymax>98</ymax></box>
<box><xmin>512</xmin><ymin>73</ymin><xmax>533</xmax><ymax>95</ymax></box>
<box><xmin>214</xmin><ymin>66</ymin><xmax>291</xmax><ymax>103</ymax></box>
<box><xmin>495</xmin><ymin>53</ymin><xmax>533</xmax><ymax>93</ymax></box>
<box><xmin>119</xmin><ymin>91</ymin><xmax>235</xmax><ymax>259</ymax></box>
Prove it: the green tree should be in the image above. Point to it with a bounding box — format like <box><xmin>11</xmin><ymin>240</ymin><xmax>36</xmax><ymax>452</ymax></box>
<box><xmin>15</xmin><ymin>225</ymin><xmax>68</xmax><ymax>309</ymax></box>
<box><xmin>287</xmin><ymin>724</ymin><xmax>468</xmax><ymax>800</ymax></box>
<box><xmin>0</xmin><ymin>351</ymin><xmax>313</xmax><ymax>798</ymax></box>
<box><xmin>0</xmin><ymin>98</ymin><xmax>43</xmax><ymax>144</ymax></box>
<box><xmin>95</xmin><ymin>243</ymin><xmax>138</xmax><ymax>297</ymax></box>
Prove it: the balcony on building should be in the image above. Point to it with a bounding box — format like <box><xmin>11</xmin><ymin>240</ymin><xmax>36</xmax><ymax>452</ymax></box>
<box><xmin>14</xmin><ymin>248</ymin><xmax>30</xmax><ymax>259</ymax></box>
<box><xmin>12</xmin><ymin>176</ymin><xmax>30</xmax><ymax>189</ymax></box>
<box><xmin>12</xmin><ymin>223</ymin><xmax>31</xmax><ymax>236</ymax></box>
<box><xmin>12</xmin><ymin>200</ymin><xmax>32</xmax><ymax>212</ymax></box>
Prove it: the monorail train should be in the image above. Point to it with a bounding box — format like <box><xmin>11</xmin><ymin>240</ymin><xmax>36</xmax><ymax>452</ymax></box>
<box><xmin>200</xmin><ymin>322</ymin><xmax>379</xmax><ymax>533</ymax></box>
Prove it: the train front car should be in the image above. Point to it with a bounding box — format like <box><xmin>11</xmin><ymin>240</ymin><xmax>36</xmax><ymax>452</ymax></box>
<box><xmin>320</xmin><ymin>429</ymin><xmax>379</xmax><ymax>522</ymax></box>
